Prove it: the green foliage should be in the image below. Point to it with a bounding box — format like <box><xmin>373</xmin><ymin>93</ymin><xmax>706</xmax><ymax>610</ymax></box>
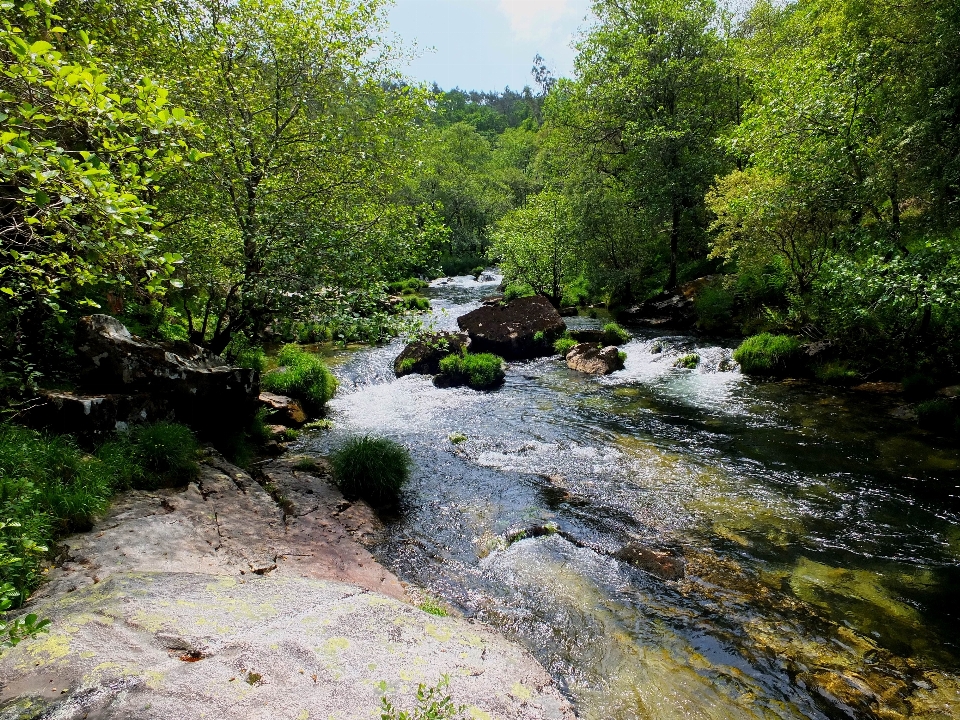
<box><xmin>814</xmin><ymin>362</ymin><xmax>860</xmax><ymax>386</ymax></box>
<box><xmin>733</xmin><ymin>334</ymin><xmax>805</xmax><ymax>376</ymax></box>
<box><xmin>916</xmin><ymin>400</ymin><xmax>958</xmax><ymax>435</ymax></box>
<box><xmin>262</xmin><ymin>346</ymin><xmax>338</xmax><ymax>414</ymax></box>
<box><xmin>554</xmin><ymin>337</ymin><xmax>578</xmax><ymax>356</ymax></box>
<box><xmin>617</xmin><ymin>350</ymin><xmax>627</xmax><ymax>365</ymax></box>
<box><xmin>303</xmin><ymin>419</ymin><xmax>334</xmax><ymax>432</ymax></box>
<box><xmin>694</xmin><ymin>280</ymin><xmax>736</xmax><ymax>334</ymax></box>
<box><xmin>447</xmin><ymin>433</ymin><xmax>467</xmax><ymax>445</ymax></box>
<box><xmin>389</xmin><ymin>279</ymin><xmax>429</xmax><ymax>294</ymax></box>
<box><xmin>399</xmin><ymin>296</ymin><xmax>431</xmax><ymax>312</ymax></box>
<box><xmin>438</xmin><ymin>353</ymin><xmax>505</xmax><ymax>390</ymax></box>
<box><xmin>489</xmin><ymin>192</ymin><xmax>579</xmax><ymax>306</ymax></box>
<box><xmin>378</xmin><ymin>675</ymin><xmax>466</xmax><ymax>720</ymax></box>
<box><xmin>439</xmin><ymin>253</ymin><xmax>488</xmax><ymax>278</ymax></box>
<box><xmin>503</xmin><ymin>284</ymin><xmax>534</xmax><ymax>302</ymax></box>
<box><xmin>330</xmin><ymin>436</ymin><xmax>411</xmax><ymax>506</ymax></box>
<box><xmin>675</xmin><ymin>354</ymin><xmax>700</xmax><ymax>369</ymax></box>
<box><xmin>601</xmin><ymin>323</ymin><xmax>630</xmax><ymax>346</ymax></box>
<box><xmin>398</xmin><ymin>358</ymin><xmax>417</xmax><ymax>374</ymax></box>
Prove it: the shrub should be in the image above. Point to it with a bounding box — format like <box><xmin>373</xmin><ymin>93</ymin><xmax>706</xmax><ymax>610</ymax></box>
<box><xmin>554</xmin><ymin>337</ymin><xmax>578</xmax><ymax>356</ymax></box>
<box><xmin>263</xmin><ymin>345</ymin><xmax>338</xmax><ymax>413</ymax></box>
<box><xmin>674</xmin><ymin>353</ymin><xmax>700</xmax><ymax>369</ymax></box>
<box><xmin>400</xmin><ymin>296</ymin><xmax>431</xmax><ymax>312</ymax></box>
<box><xmin>98</xmin><ymin>422</ymin><xmax>200</xmax><ymax>490</ymax></box>
<box><xmin>601</xmin><ymin>322</ymin><xmax>630</xmax><ymax>345</ymax></box>
<box><xmin>379</xmin><ymin>676</ymin><xmax>466</xmax><ymax>720</ymax></box>
<box><xmin>234</xmin><ymin>346</ymin><xmax>267</xmax><ymax>372</ymax></box>
<box><xmin>471</xmin><ymin>266</ymin><xmax>485</xmax><ymax>278</ymax></box>
<box><xmin>438</xmin><ymin>352</ymin><xmax>505</xmax><ymax>390</ymax></box>
<box><xmin>733</xmin><ymin>333</ymin><xmax>804</xmax><ymax>376</ymax></box>
<box><xmin>814</xmin><ymin>361</ymin><xmax>860</xmax><ymax>385</ymax></box>
<box><xmin>330</xmin><ymin>436</ymin><xmax>411</xmax><ymax>505</ymax></box>
<box><xmin>388</xmin><ymin>278</ymin><xmax>429</xmax><ymax>294</ymax></box>
<box><xmin>503</xmin><ymin>284</ymin><xmax>534</xmax><ymax>302</ymax></box>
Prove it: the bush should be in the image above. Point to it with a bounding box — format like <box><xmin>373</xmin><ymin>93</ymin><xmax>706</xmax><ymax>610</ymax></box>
<box><xmin>503</xmin><ymin>284</ymin><xmax>534</xmax><ymax>302</ymax></box>
<box><xmin>330</xmin><ymin>436</ymin><xmax>411</xmax><ymax>505</ymax></box>
<box><xmin>99</xmin><ymin>422</ymin><xmax>200</xmax><ymax>490</ymax></box>
<box><xmin>601</xmin><ymin>322</ymin><xmax>630</xmax><ymax>345</ymax></box>
<box><xmin>388</xmin><ymin>278</ymin><xmax>429</xmax><ymax>294</ymax></box>
<box><xmin>262</xmin><ymin>345</ymin><xmax>338</xmax><ymax>413</ymax></box>
<box><xmin>470</xmin><ymin>266</ymin><xmax>485</xmax><ymax>278</ymax></box>
<box><xmin>438</xmin><ymin>352</ymin><xmax>505</xmax><ymax>390</ymax></box>
<box><xmin>440</xmin><ymin>252</ymin><xmax>487</xmax><ymax>277</ymax></box>
<box><xmin>733</xmin><ymin>333</ymin><xmax>804</xmax><ymax>376</ymax></box>
<box><xmin>379</xmin><ymin>676</ymin><xmax>465</xmax><ymax>720</ymax></box>
<box><xmin>674</xmin><ymin>353</ymin><xmax>700</xmax><ymax>369</ymax></box>
<box><xmin>814</xmin><ymin>361</ymin><xmax>860</xmax><ymax>385</ymax></box>
<box><xmin>400</xmin><ymin>296</ymin><xmax>431</xmax><ymax>312</ymax></box>
<box><xmin>234</xmin><ymin>346</ymin><xmax>267</xmax><ymax>372</ymax></box>
<box><xmin>554</xmin><ymin>337</ymin><xmax>578</xmax><ymax>356</ymax></box>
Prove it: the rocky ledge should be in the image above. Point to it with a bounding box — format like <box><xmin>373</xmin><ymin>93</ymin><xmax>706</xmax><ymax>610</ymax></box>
<box><xmin>0</xmin><ymin>453</ymin><xmax>573</xmax><ymax>720</ymax></box>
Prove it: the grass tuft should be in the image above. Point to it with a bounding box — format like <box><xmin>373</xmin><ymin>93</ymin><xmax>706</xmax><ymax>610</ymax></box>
<box><xmin>601</xmin><ymin>322</ymin><xmax>630</xmax><ymax>345</ymax></box>
<box><xmin>674</xmin><ymin>353</ymin><xmax>700</xmax><ymax>369</ymax></box>
<box><xmin>732</xmin><ymin>333</ymin><xmax>804</xmax><ymax>376</ymax></box>
<box><xmin>438</xmin><ymin>352</ymin><xmax>505</xmax><ymax>390</ymax></box>
<box><xmin>262</xmin><ymin>345</ymin><xmax>338</xmax><ymax>413</ymax></box>
<box><xmin>330</xmin><ymin>436</ymin><xmax>411</xmax><ymax>505</ymax></box>
<box><xmin>554</xmin><ymin>337</ymin><xmax>578</xmax><ymax>356</ymax></box>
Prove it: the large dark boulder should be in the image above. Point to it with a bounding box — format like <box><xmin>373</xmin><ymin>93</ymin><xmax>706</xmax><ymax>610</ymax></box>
<box><xmin>43</xmin><ymin>315</ymin><xmax>261</xmax><ymax>438</ymax></box>
<box><xmin>619</xmin><ymin>276</ymin><xmax>715</xmax><ymax>329</ymax></box>
<box><xmin>394</xmin><ymin>332</ymin><xmax>470</xmax><ymax>377</ymax></box>
<box><xmin>456</xmin><ymin>296</ymin><xmax>566</xmax><ymax>360</ymax></box>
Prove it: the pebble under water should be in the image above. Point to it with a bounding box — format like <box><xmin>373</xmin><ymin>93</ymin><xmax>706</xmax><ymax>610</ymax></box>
<box><xmin>302</xmin><ymin>275</ymin><xmax>960</xmax><ymax>720</ymax></box>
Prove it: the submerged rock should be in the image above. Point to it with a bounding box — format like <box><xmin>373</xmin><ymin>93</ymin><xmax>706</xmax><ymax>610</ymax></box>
<box><xmin>566</xmin><ymin>343</ymin><xmax>624</xmax><ymax>375</ymax></box>
<box><xmin>614</xmin><ymin>543</ymin><xmax>685</xmax><ymax>581</ymax></box>
<box><xmin>457</xmin><ymin>296</ymin><xmax>566</xmax><ymax>360</ymax></box>
<box><xmin>393</xmin><ymin>331</ymin><xmax>470</xmax><ymax>377</ymax></box>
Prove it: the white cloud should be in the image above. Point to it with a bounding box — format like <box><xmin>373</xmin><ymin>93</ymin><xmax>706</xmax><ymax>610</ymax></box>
<box><xmin>497</xmin><ymin>0</ymin><xmax>582</xmax><ymax>42</ymax></box>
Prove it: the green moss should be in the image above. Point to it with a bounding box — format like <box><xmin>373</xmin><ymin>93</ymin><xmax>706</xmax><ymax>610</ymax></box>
<box><xmin>262</xmin><ymin>345</ymin><xmax>338</xmax><ymax>413</ymax></box>
<box><xmin>397</xmin><ymin>357</ymin><xmax>417</xmax><ymax>374</ymax></box>
<box><xmin>447</xmin><ymin>433</ymin><xmax>467</xmax><ymax>444</ymax></box>
<box><xmin>438</xmin><ymin>352</ymin><xmax>505</xmax><ymax>390</ymax></box>
<box><xmin>733</xmin><ymin>333</ymin><xmax>804</xmax><ymax>376</ymax></box>
<box><xmin>674</xmin><ymin>353</ymin><xmax>700</xmax><ymax>369</ymax></box>
<box><xmin>554</xmin><ymin>337</ymin><xmax>578</xmax><ymax>356</ymax></box>
<box><xmin>330</xmin><ymin>436</ymin><xmax>411</xmax><ymax>505</ymax></box>
<box><xmin>601</xmin><ymin>322</ymin><xmax>630</xmax><ymax>345</ymax></box>
<box><xmin>418</xmin><ymin>598</ymin><xmax>448</xmax><ymax>617</ymax></box>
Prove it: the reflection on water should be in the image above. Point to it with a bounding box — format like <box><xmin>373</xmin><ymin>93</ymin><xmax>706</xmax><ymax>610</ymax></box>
<box><xmin>302</xmin><ymin>274</ymin><xmax>960</xmax><ymax>720</ymax></box>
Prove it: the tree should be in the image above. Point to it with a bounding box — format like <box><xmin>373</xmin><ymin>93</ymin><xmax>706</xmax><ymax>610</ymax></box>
<box><xmin>489</xmin><ymin>191</ymin><xmax>578</xmax><ymax>306</ymax></box>
<box><xmin>156</xmin><ymin>0</ymin><xmax>434</xmax><ymax>352</ymax></box>
<box><xmin>567</xmin><ymin>0</ymin><xmax>734</xmax><ymax>290</ymax></box>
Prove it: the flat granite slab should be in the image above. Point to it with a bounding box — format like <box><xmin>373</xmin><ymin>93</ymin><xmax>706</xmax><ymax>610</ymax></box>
<box><xmin>0</xmin><ymin>572</ymin><xmax>572</xmax><ymax>719</ymax></box>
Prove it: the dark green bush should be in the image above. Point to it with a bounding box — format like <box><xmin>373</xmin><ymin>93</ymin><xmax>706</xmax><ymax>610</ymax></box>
<box><xmin>503</xmin><ymin>284</ymin><xmax>534</xmax><ymax>302</ymax></box>
<box><xmin>554</xmin><ymin>337</ymin><xmax>578</xmax><ymax>356</ymax></box>
<box><xmin>400</xmin><ymin>296</ymin><xmax>431</xmax><ymax>312</ymax></box>
<box><xmin>440</xmin><ymin>252</ymin><xmax>487</xmax><ymax>277</ymax></box>
<box><xmin>601</xmin><ymin>322</ymin><xmax>630</xmax><ymax>345</ymax></box>
<box><xmin>262</xmin><ymin>345</ymin><xmax>338</xmax><ymax>413</ymax></box>
<box><xmin>234</xmin><ymin>346</ymin><xmax>267</xmax><ymax>372</ymax></box>
<box><xmin>438</xmin><ymin>352</ymin><xmax>505</xmax><ymax>389</ymax></box>
<box><xmin>388</xmin><ymin>278</ymin><xmax>429</xmax><ymax>294</ymax></box>
<box><xmin>330</xmin><ymin>436</ymin><xmax>411</xmax><ymax>505</ymax></box>
<box><xmin>733</xmin><ymin>334</ymin><xmax>805</xmax><ymax>376</ymax></box>
<box><xmin>471</xmin><ymin>266</ymin><xmax>485</xmax><ymax>278</ymax></box>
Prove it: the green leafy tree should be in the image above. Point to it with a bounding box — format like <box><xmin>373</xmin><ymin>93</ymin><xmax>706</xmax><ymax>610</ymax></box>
<box><xmin>489</xmin><ymin>191</ymin><xmax>578</xmax><ymax>306</ymax></box>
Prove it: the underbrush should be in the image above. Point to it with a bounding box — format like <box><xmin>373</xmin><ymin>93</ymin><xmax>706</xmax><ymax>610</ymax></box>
<box><xmin>438</xmin><ymin>352</ymin><xmax>505</xmax><ymax>390</ymax></box>
<box><xmin>733</xmin><ymin>333</ymin><xmax>804</xmax><ymax>376</ymax></box>
<box><xmin>0</xmin><ymin>422</ymin><xmax>199</xmax><ymax>605</ymax></box>
<box><xmin>262</xmin><ymin>345</ymin><xmax>338</xmax><ymax>413</ymax></box>
<box><xmin>439</xmin><ymin>252</ymin><xmax>487</xmax><ymax>278</ymax></box>
<box><xmin>330</xmin><ymin>436</ymin><xmax>411</xmax><ymax>505</ymax></box>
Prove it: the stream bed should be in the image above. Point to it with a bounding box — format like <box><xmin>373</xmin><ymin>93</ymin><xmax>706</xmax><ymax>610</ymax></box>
<box><xmin>302</xmin><ymin>275</ymin><xmax>960</xmax><ymax>720</ymax></box>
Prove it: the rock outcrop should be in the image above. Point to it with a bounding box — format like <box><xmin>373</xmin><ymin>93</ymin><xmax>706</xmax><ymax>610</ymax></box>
<box><xmin>25</xmin><ymin>315</ymin><xmax>258</xmax><ymax>440</ymax></box>
<box><xmin>457</xmin><ymin>296</ymin><xmax>566</xmax><ymax>359</ymax></box>
<box><xmin>259</xmin><ymin>392</ymin><xmax>307</xmax><ymax>426</ymax></box>
<box><xmin>565</xmin><ymin>344</ymin><xmax>624</xmax><ymax>375</ymax></box>
<box><xmin>0</xmin><ymin>453</ymin><xmax>573</xmax><ymax>720</ymax></box>
<box><xmin>613</xmin><ymin>543</ymin><xmax>685</xmax><ymax>581</ymax></box>
<box><xmin>619</xmin><ymin>276</ymin><xmax>715</xmax><ymax>329</ymax></box>
<box><xmin>394</xmin><ymin>331</ymin><xmax>470</xmax><ymax>377</ymax></box>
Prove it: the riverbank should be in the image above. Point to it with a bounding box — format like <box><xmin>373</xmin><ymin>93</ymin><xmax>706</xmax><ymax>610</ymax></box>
<box><xmin>0</xmin><ymin>448</ymin><xmax>573</xmax><ymax>719</ymax></box>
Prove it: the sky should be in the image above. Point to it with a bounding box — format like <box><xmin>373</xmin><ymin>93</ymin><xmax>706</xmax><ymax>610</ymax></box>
<box><xmin>385</xmin><ymin>0</ymin><xmax>594</xmax><ymax>93</ymax></box>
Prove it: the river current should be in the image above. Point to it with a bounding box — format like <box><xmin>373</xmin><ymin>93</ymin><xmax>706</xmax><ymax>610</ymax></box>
<box><xmin>303</xmin><ymin>274</ymin><xmax>960</xmax><ymax>720</ymax></box>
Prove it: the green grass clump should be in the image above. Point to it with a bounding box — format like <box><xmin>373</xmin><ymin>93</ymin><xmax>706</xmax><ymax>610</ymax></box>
<box><xmin>438</xmin><ymin>352</ymin><xmax>505</xmax><ymax>390</ymax></box>
<box><xmin>503</xmin><ymin>284</ymin><xmax>534</xmax><ymax>302</ymax></box>
<box><xmin>303</xmin><ymin>419</ymin><xmax>334</xmax><ymax>431</ymax></box>
<box><xmin>400</xmin><ymin>296</ymin><xmax>431</xmax><ymax>312</ymax></box>
<box><xmin>234</xmin><ymin>346</ymin><xmax>267</xmax><ymax>372</ymax></box>
<box><xmin>814</xmin><ymin>361</ymin><xmax>860</xmax><ymax>385</ymax></box>
<box><xmin>418</xmin><ymin>598</ymin><xmax>448</xmax><ymax>617</ymax></box>
<box><xmin>388</xmin><ymin>278</ymin><xmax>429</xmax><ymax>294</ymax></box>
<box><xmin>448</xmin><ymin>432</ymin><xmax>467</xmax><ymax>444</ymax></box>
<box><xmin>732</xmin><ymin>333</ymin><xmax>804</xmax><ymax>376</ymax></box>
<box><xmin>330</xmin><ymin>436</ymin><xmax>411</xmax><ymax>505</ymax></box>
<box><xmin>554</xmin><ymin>337</ymin><xmax>578</xmax><ymax>356</ymax></box>
<box><xmin>674</xmin><ymin>353</ymin><xmax>700</xmax><ymax>369</ymax></box>
<box><xmin>617</xmin><ymin>350</ymin><xmax>627</xmax><ymax>365</ymax></box>
<box><xmin>398</xmin><ymin>357</ymin><xmax>417</xmax><ymax>374</ymax></box>
<box><xmin>262</xmin><ymin>345</ymin><xmax>338</xmax><ymax>413</ymax></box>
<box><xmin>601</xmin><ymin>322</ymin><xmax>630</xmax><ymax>345</ymax></box>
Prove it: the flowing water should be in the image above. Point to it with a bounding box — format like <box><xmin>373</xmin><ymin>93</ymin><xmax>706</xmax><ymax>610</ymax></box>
<box><xmin>303</xmin><ymin>275</ymin><xmax>960</xmax><ymax>720</ymax></box>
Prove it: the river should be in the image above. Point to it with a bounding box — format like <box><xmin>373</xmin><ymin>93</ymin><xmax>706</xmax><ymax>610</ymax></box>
<box><xmin>303</xmin><ymin>274</ymin><xmax>960</xmax><ymax>720</ymax></box>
